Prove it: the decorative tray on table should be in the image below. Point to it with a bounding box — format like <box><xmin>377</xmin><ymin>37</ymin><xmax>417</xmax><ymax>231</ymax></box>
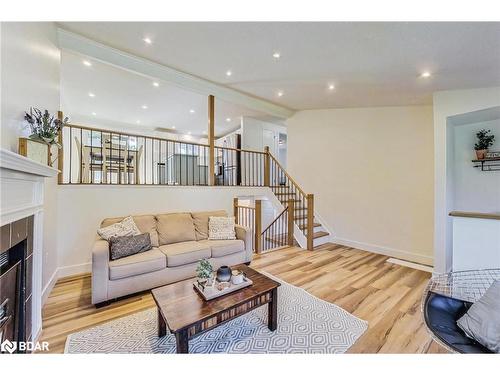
<box><xmin>193</xmin><ymin>277</ymin><xmax>253</xmax><ymax>301</ymax></box>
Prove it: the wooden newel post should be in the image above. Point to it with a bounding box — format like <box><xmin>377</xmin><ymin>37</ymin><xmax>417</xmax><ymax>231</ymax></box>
<box><xmin>263</xmin><ymin>146</ymin><xmax>270</xmax><ymax>187</ymax></box>
<box><xmin>306</xmin><ymin>194</ymin><xmax>314</xmax><ymax>251</ymax></box>
<box><xmin>254</xmin><ymin>199</ymin><xmax>262</xmax><ymax>253</ymax></box>
<box><xmin>233</xmin><ymin>197</ymin><xmax>239</xmax><ymax>224</ymax></box>
<box><xmin>208</xmin><ymin>95</ymin><xmax>215</xmax><ymax>186</ymax></box>
<box><xmin>287</xmin><ymin>199</ymin><xmax>295</xmax><ymax>246</ymax></box>
<box><xmin>57</xmin><ymin>111</ymin><xmax>64</xmax><ymax>184</ymax></box>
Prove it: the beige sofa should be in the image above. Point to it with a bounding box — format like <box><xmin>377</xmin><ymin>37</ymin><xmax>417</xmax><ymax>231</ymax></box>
<box><xmin>92</xmin><ymin>210</ymin><xmax>253</xmax><ymax>305</ymax></box>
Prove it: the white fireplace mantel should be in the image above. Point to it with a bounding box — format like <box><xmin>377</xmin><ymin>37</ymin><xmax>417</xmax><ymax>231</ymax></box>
<box><xmin>0</xmin><ymin>148</ymin><xmax>59</xmax><ymax>341</ymax></box>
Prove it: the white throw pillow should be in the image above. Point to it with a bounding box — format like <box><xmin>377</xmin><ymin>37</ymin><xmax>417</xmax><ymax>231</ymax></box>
<box><xmin>97</xmin><ymin>216</ymin><xmax>141</xmax><ymax>241</ymax></box>
<box><xmin>208</xmin><ymin>216</ymin><xmax>236</xmax><ymax>240</ymax></box>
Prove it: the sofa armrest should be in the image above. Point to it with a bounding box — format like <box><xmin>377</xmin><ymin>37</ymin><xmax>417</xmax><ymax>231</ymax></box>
<box><xmin>235</xmin><ymin>224</ymin><xmax>253</xmax><ymax>262</ymax></box>
<box><xmin>91</xmin><ymin>239</ymin><xmax>110</xmax><ymax>304</ymax></box>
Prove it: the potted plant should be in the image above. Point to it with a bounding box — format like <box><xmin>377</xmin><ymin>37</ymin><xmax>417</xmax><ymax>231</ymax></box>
<box><xmin>195</xmin><ymin>259</ymin><xmax>214</xmax><ymax>290</ymax></box>
<box><xmin>24</xmin><ymin>107</ymin><xmax>68</xmax><ymax>148</ymax></box>
<box><xmin>474</xmin><ymin>129</ymin><xmax>495</xmax><ymax>160</ymax></box>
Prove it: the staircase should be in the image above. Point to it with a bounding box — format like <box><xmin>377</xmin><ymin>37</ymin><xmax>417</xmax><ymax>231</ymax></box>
<box><xmin>265</xmin><ymin>148</ymin><xmax>330</xmax><ymax>250</ymax></box>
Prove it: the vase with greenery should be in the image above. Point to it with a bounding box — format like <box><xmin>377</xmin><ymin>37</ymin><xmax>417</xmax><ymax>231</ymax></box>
<box><xmin>24</xmin><ymin>107</ymin><xmax>68</xmax><ymax>148</ymax></box>
<box><xmin>196</xmin><ymin>259</ymin><xmax>214</xmax><ymax>290</ymax></box>
<box><xmin>474</xmin><ymin>129</ymin><xmax>495</xmax><ymax>160</ymax></box>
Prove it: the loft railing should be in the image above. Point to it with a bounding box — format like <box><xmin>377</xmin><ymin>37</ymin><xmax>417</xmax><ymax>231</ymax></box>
<box><xmin>59</xmin><ymin>123</ymin><xmax>266</xmax><ymax>186</ymax></box>
<box><xmin>58</xmin><ymin>122</ymin><xmax>315</xmax><ymax>250</ymax></box>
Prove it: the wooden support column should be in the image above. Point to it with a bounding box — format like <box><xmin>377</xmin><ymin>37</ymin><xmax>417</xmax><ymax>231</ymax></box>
<box><xmin>57</xmin><ymin>111</ymin><xmax>64</xmax><ymax>183</ymax></box>
<box><xmin>208</xmin><ymin>95</ymin><xmax>215</xmax><ymax>186</ymax></box>
<box><xmin>287</xmin><ymin>199</ymin><xmax>295</xmax><ymax>246</ymax></box>
<box><xmin>254</xmin><ymin>199</ymin><xmax>262</xmax><ymax>253</ymax></box>
<box><xmin>306</xmin><ymin>194</ymin><xmax>314</xmax><ymax>251</ymax></box>
<box><xmin>233</xmin><ymin>197</ymin><xmax>239</xmax><ymax>224</ymax></box>
<box><xmin>263</xmin><ymin>146</ymin><xmax>270</xmax><ymax>187</ymax></box>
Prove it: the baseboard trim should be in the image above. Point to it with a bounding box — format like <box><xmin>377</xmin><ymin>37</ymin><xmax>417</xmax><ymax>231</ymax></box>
<box><xmin>41</xmin><ymin>269</ymin><xmax>58</xmax><ymax>306</ymax></box>
<box><xmin>41</xmin><ymin>262</ymin><xmax>92</xmax><ymax>307</ymax></box>
<box><xmin>332</xmin><ymin>237</ymin><xmax>434</xmax><ymax>266</ymax></box>
<box><xmin>386</xmin><ymin>258</ymin><xmax>434</xmax><ymax>273</ymax></box>
<box><xmin>57</xmin><ymin>262</ymin><xmax>92</xmax><ymax>278</ymax></box>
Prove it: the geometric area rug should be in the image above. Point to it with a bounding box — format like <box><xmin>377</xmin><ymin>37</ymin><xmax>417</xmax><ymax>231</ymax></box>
<box><xmin>65</xmin><ymin>273</ymin><xmax>368</xmax><ymax>354</ymax></box>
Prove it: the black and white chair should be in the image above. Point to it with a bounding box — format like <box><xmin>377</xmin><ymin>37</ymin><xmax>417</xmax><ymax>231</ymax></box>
<box><xmin>422</xmin><ymin>269</ymin><xmax>500</xmax><ymax>353</ymax></box>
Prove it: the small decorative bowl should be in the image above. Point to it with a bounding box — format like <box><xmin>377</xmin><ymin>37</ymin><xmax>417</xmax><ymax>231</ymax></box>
<box><xmin>217</xmin><ymin>282</ymin><xmax>231</xmax><ymax>291</ymax></box>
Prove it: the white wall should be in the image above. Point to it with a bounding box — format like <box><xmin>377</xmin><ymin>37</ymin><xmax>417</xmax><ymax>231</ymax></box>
<box><xmin>287</xmin><ymin>106</ymin><xmax>434</xmax><ymax>265</ymax></box>
<box><xmin>56</xmin><ymin>185</ymin><xmax>271</xmax><ymax>275</ymax></box>
<box><xmin>433</xmin><ymin>87</ymin><xmax>500</xmax><ymax>273</ymax></box>
<box><xmin>1</xmin><ymin>22</ymin><xmax>61</xmax><ymax>290</ymax></box>
<box><xmin>241</xmin><ymin>117</ymin><xmax>286</xmax><ymax>154</ymax></box>
<box><xmin>453</xmin><ymin>119</ymin><xmax>500</xmax><ymax>212</ymax></box>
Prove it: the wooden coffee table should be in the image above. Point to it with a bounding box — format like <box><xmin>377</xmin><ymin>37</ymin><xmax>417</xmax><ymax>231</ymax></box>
<box><xmin>151</xmin><ymin>264</ymin><xmax>280</xmax><ymax>353</ymax></box>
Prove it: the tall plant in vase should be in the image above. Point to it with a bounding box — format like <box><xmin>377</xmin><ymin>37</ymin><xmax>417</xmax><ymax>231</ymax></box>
<box><xmin>24</xmin><ymin>108</ymin><xmax>68</xmax><ymax>148</ymax></box>
<box><xmin>474</xmin><ymin>129</ymin><xmax>495</xmax><ymax>160</ymax></box>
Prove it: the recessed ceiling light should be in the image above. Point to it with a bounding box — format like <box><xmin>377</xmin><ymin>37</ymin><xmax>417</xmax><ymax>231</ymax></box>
<box><xmin>172</xmin><ymin>126</ymin><xmax>176</xmax><ymax>129</ymax></box>
<box><xmin>136</xmin><ymin>120</ymin><xmax>141</xmax><ymax>124</ymax></box>
<box><xmin>277</xmin><ymin>91</ymin><xmax>284</xmax><ymax>97</ymax></box>
<box><xmin>141</xmin><ymin>105</ymin><xmax>148</xmax><ymax>109</ymax></box>
<box><xmin>226</xmin><ymin>70</ymin><xmax>232</xmax><ymax>77</ymax></box>
<box><xmin>420</xmin><ymin>71</ymin><xmax>432</xmax><ymax>78</ymax></box>
<box><xmin>203</xmin><ymin>130</ymin><xmax>207</xmax><ymax>134</ymax></box>
<box><xmin>328</xmin><ymin>84</ymin><xmax>335</xmax><ymax>90</ymax></box>
<box><xmin>91</xmin><ymin>112</ymin><xmax>96</xmax><ymax>116</ymax></box>
<box><xmin>189</xmin><ymin>109</ymin><xmax>195</xmax><ymax>114</ymax></box>
<box><xmin>226</xmin><ymin>118</ymin><xmax>231</xmax><ymax>122</ymax></box>
<box><xmin>143</xmin><ymin>37</ymin><xmax>152</xmax><ymax>45</ymax></box>
<box><xmin>272</xmin><ymin>52</ymin><xmax>281</xmax><ymax>59</ymax></box>
<box><xmin>187</xmin><ymin>131</ymin><xmax>192</xmax><ymax>135</ymax></box>
<box><xmin>152</xmin><ymin>82</ymin><xmax>159</xmax><ymax>87</ymax></box>
<box><xmin>88</xmin><ymin>92</ymin><xmax>95</xmax><ymax>98</ymax></box>
<box><xmin>83</xmin><ymin>60</ymin><xmax>92</xmax><ymax>67</ymax></box>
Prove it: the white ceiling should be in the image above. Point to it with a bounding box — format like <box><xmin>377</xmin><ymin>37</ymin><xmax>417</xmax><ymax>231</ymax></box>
<box><xmin>61</xmin><ymin>50</ymin><xmax>266</xmax><ymax>136</ymax></box>
<box><xmin>58</xmin><ymin>22</ymin><xmax>500</xmax><ymax>110</ymax></box>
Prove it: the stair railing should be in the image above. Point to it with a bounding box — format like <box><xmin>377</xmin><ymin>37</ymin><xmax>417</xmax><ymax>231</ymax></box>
<box><xmin>261</xmin><ymin>199</ymin><xmax>295</xmax><ymax>252</ymax></box>
<box><xmin>266</xmin><ymin>147</ymin><xmax>315</xmax><ymax>250</ymax></box>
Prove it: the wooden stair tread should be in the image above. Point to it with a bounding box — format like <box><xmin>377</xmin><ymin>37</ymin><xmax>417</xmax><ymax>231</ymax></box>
<box><xmin>313</xmin><ymin>231</ymin><xmax>329</xmax><ymax>239</ymax></box>
<box><xmin>299</xmin><ymin>222</ymin><xmax>321</xmax><ymax>230</ymax></box>
<box><xmin>275</xmin><ymin>192</ymin><xmax>295</xmax><ymax>196</ymax></box>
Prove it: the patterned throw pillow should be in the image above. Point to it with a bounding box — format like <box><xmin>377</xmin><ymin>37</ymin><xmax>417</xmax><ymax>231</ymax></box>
<box><xmin>208</xmin><ymin>216</ymin><xmax>236</xmax><ymax>240</ymax></box>
<box><xmin>109</xmin><ymin>233</ymin><xmax>152</xmax><ymax>260</ymax></box>
<box><xmin>97</xmin><ymin>216</ymin><xmax>141</xmax><ymax>241</ymax></box>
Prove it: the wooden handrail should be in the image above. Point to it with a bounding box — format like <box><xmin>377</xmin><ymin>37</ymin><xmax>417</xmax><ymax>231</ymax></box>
<box><xmin>268</xmin><ymin>153</ymin><xmax>307</xmax><ymax>198</ymax></box>
<box><xmin>215</xmin><ymin>145</ymin><xmax>267</xmax><ymax>155</ymax></box>
<box><xmin>262</xmin><ymin>206</ymin><xmax>288</xmax><ymax>233</ymax></box>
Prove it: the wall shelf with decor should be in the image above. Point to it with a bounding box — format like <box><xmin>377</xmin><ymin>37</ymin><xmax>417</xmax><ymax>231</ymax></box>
<box><xmin>472</xmin><ymin>157</ymin><xmax>500</xmax><ymax>171</ymax></box>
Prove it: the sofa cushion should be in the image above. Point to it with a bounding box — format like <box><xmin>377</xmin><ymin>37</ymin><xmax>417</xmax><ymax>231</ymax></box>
<box><xmin>101</xmin><ymin>215</ymin><xmax>159</xmax><ymax>247</ymax></box>
<box><xmin>159</xmin><ymin>241</ymin><xmax>211</xmax><ymax>267</ymax></box>
<box><xmin>156</xmin><ymin>213</ymin><xmax>196</xmax><ymax>245</ymax></box>
<box><xmin>109</xmin><ymin>248</ymin><xmax>166</xmax><ymax>280</ymax></box>
<box><xmin>97</xmin><ymin>216</ymin><xmax>141</xmax><ymax>241</ymax></box>
<box><xmin>200</xmin><ymin>239</ymin><xmax>244</xmax><ymax>258</ymax></box>
<box><xmin>191</xmin><ymin>210</ymin><xmax>227</xmax><ymax>240</ymax></box>
<box><xmin>109</xmin><ymin>233</ymin><xmax>152</xmax><ymax>260</ymax></box>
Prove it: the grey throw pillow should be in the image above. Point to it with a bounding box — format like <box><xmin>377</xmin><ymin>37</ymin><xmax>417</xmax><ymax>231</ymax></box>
<box><xmin>457</xmin><ymin>280</ymin><xmax>500</xmax><ymax>353</ymax></box>
<box><xmin>109</xmin><ymin>233</ymin><xmax>152</xmax><ymax>261</ymax></box>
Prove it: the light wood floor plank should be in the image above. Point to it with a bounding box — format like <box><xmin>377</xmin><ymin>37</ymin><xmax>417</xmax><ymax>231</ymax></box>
<box><xmin>38</xmin><ymin>244</ymin><xmax>445</xmax><ymax>353</ymax></box>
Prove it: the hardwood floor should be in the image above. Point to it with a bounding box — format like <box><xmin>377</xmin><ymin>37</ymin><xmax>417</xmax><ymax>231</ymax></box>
<box><xmin>39</xmin><ymin>244</ymin><xmax>449</xmax><ymax>353</ymax></box>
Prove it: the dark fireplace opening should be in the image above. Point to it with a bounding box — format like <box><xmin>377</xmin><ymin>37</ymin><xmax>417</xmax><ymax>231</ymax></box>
<box><xmin>0</xmin><ymin>239</ymin><xmax>27</xmax><ymax>352</ymax></box>
<box><xmin>1</xmin><ymin>215</ymin><xmax>33</xmax><ymax>354</ymax></box>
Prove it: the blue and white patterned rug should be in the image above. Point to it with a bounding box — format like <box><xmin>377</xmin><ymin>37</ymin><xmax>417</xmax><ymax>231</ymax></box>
<box><xmin>65</xmin><ymin>274</ymin><xmax>368</xmax><ymax>354</ymax></box>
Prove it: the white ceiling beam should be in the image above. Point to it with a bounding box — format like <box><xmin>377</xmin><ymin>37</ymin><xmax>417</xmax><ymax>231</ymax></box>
<box><xmin>57</xmin><ymin>28</ymin><xmax>294</xmax><ymax>119</ymax></box>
